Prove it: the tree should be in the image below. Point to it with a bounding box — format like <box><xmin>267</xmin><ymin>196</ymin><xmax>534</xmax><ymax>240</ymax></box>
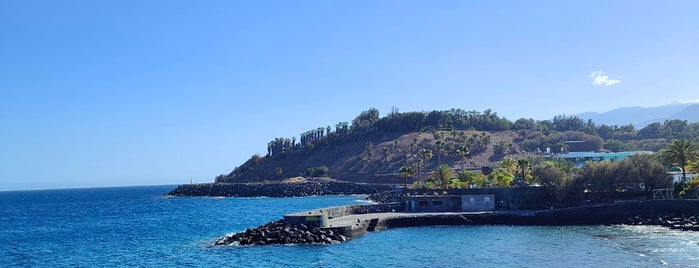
<box><xmin>457</xmin><ymin>170</ymin><xmax>487</xmax><ymax>188</ymax></box>
<box><xmin>680</xmin><ymin>178</ymin><xmax>699</xmax><ymax>199</ymax></box>
<box><xmin>531</xmin><ymin>161</ymin><xmax>566</xmax><ymax>187</ymax></box>
<box><xmin>399</xmin><ymin>165</ymin><xmax>414</xmax><ymax>188</ymax></box>
<box><xmin>456</xmin><ymin>145</ymin><xmax>470</xmax><ymax>170</ymax></box>
<box><xmin>435</xmin><ymin>140</ymin><xmax>445</xmax><ymax>165</ymax></box>
<box><xmin>517</xmin><ymin>159</ymin><xmax>529</xmax><ymax>180</ymax></box>
<box><xmin>687</xmin><ymin>160</ymin><xmax>699</xmax><ymax>173</ymax></box>
<box><xmin>429</xmin><ymin>164</ymin><xmax>454</xmax><ymax>189</ymax></box>
<box><xmin>616</xmin><ymin>155</ymin><xmax>670</xmax><ymax>191</ymax></box>
<box><xmin>382</xmin><ymin>146</ymin><xmax>390</xmax><ymax>162</ymax></box>
<box><xmin>275</xmin><ymin>167</ymin><xmax>283</xmax><ymax>177</ymax></box>
<box><xmin>417</xmin><ymin>149</ymin><xmax>433</xmax><ymax>182</ymax></box>
<box><xmin>498</xmin><ymin>157</ymin><xmax>517</xmax><ymax>175</ymax></box>
<box><xmin>305</xmin><ymin>166</ymin><xmax>329</xmax><ymax>177</ymax></box>
<box><xmin>604</xmin><ymin>139</ymin><xmax>632</xmax><ymax>152</ymax></box>
<box><xmin>661</xmin><ymin>139</ymin><xmax>699</xmax><ymax>182</ymax></box>
<box><xmin>488</xmin><ymin>168</ymin><xmax>514</xmax><ymax>187</ymax></box>
<box><xmin>577</xmin><ymin>160</ymin><xmax>616</xmax><ymax>199</ymax></box>
<box><xmin>364</xmin><ymin>141</ymin><xmax>374</xmax><ymax>162</ymax></box>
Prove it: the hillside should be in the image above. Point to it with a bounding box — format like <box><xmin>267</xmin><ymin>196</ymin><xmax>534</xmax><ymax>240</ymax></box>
<box><xmin>217</xmin><ymin>108</ymin><xmax>699</xmax><ymax>184</ymax></box>
<box><xmin>220</xmin><ymin>130</ymin><xmax>527</xmax><ymax>184</ymax></box>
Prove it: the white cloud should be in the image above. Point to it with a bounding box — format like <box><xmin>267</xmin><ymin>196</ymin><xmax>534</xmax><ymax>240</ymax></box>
<box><xmin>588</xmin><ymin>71</ymin><xmax>621</xmax><ymax>86</ymax></box>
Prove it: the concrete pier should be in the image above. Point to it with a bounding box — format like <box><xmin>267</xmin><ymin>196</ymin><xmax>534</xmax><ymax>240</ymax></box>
<box><xmin>214</xmin><ymin>199</ymin><xmax>699</xmax><ymax>246</ymax></box>
<box><xmin>284</xmin><ymin>200</ymin><xmax>699</xmax><ymax>241</ymax></box>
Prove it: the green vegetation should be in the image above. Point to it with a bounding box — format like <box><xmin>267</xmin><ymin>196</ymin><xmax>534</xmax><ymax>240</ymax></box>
<box><xmin>660</xmin><ymin>139</ymin><xmax>699</xmax><ymax>182</ymax></box>
<box><xmin>305</xmin><ymin>166</ymin><xmax>329</xmax><ymax>177</ymax></box>
<box><xmin>680</xmin><ymin>178</ymin><xmax>699</xmax><ymax>199</ymax></box>
<box><xmin>221</xmin><ymin>107</ymin><xmax>699</xmax><ymax>202</ymax></box>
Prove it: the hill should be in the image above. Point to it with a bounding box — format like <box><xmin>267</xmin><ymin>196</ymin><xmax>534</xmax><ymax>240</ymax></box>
<box><xmin>220</xmin><ymin>130</ymin><xmax>528</xmax><ymax>184</ymax></box>
<box><xmin>216</xmin><ymin>107</ymin><xmax>699</xmax><ymax>185</ymax></box>
<box><xmin>217</xmin><ymin>108</ymin><xmax>682</xmax><ymax>184</ymax></box>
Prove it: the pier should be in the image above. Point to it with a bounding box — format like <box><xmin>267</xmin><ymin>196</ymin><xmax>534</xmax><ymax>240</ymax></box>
<box><xmin>213</xmin><ymin>198</ymin><xmax>699</xmax><ymax>246</ymax></box>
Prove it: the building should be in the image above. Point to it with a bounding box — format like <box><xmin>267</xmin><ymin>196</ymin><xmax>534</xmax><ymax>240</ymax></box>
<box><xmin>553</xmin><ymin>151</ymin><xmax>653</xmax><ymax>167</ymax></box>
<box><xmin>403</xmin><ymin>194</ymin><xmax>495</xmax><ymax>212</ymax></box>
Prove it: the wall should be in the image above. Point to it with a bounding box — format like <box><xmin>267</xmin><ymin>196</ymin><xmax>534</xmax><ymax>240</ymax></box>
<box><xmin>404</xmin><ymin>187</ymin><xmax>554</xmax><ymax>210</ymax></box>
<box><xmin>461</xmin><ymin>195</ymin><xmax>495</xmax><ymax>211</ymax></box>
<box><xmin>404</xmin><ymin>195</ymin><xmax>495</xmax><ymax>212</ymax></box>
<box><xmin>283</xmin><ymin>203</ymin><xmax>403</xmax><ymax>227</ymax></box>
<box><xmin>404</xmin><ymin>196</ymin><xmax>461</xmax><ymax>212</ymax></box>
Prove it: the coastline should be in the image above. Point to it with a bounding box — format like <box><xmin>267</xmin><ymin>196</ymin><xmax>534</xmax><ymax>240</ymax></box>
<box><xmin>213</xmin><ymin>199</ymin><xmax>699</xmax><ymax>246</ymax></box>
<box><xmin>166</xmin><ymin>180</ymin><xmax>699</xmax><ymax>246</ymax></box>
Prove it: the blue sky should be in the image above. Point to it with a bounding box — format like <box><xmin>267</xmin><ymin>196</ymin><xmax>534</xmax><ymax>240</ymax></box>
<box><xmin>1</xmin><ymin>1</ymin><xmax>698</xmax><ymax>190</ymax></box>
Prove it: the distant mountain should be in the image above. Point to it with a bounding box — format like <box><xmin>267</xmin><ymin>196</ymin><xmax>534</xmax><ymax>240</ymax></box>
<box><xmin>575</xmin><ymin>103</ymin><xmax>699</xmax><ymax>127</ymax></box>
<box><xmin>668</xmin><ymin>104</ymin><xmax>699</xmax><ymax>123</ymax></box>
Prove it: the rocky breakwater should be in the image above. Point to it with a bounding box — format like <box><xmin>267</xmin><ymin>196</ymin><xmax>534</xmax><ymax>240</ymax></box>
<box><xmin>213</xmin><ymin>220</ymin><xmax>347</xmax><ymax>246</ymax></box>
<box><xmin>618</xmin><ymin>214</ymin><xmax>699</xmax><ymax>231</ymax></box>
<box><xmin>366</xmin><ymin>190</ymin><xmax>402</xmax><ymax>203</ymax></box>
<box><xmin>168</xmin><ymin>178</ymin><xmax>396</xmax><ymax>197</ymax></box>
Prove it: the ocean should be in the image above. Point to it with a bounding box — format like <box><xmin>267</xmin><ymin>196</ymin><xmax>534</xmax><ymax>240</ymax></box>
<box><xmin>1</xmin><ymin>185</ymin><xmax>698</xmax><ymax>267</ymax></box>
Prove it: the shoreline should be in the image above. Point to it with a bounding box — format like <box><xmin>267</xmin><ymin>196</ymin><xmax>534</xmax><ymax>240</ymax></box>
<box><xmin>166</xmin><ymin>181</ymin><xmax>699</xmax><ymax>246</ymax></box>
<box><xmin>213</xmin><ymin>199</ymin><xmax>699</xmax><ymax>246</ymax></box>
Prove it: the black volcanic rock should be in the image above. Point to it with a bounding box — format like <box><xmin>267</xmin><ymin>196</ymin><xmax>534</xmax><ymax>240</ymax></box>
<box><xmin>213</xmin><ymin>220</ymin><xmax>347</xmax><ymax>246</ymax></box>
<box><xmin>366</xmin><ymin>190</ymin><xmax>402</xmax><ymax>203</ymax></box>
<box><xmin>617</xmin><ymin>214</ymin><xmax>699</xmax><ymax>231</ymax></box>
<box><xmin>167</xmin><ymin>180</ymin><xmax>396</xmax><ymax>197</ymax></box>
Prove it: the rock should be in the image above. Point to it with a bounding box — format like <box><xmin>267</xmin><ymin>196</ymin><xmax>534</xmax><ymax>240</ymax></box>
<box><xmin>213</xmin><ymin>219</ymin><xmax>347</xmax><ymax>246</ymax></box>
<box><xmin>169</xmin><ymin>180</ymin><xmax>396</xmax><ymax>198</ymax></box>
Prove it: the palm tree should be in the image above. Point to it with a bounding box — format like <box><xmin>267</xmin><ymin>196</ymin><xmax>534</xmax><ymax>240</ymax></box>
<box><xmin>418</xmin><ymin>149</ymin><xmax>433</xmax><ymax>183</ymax></box>
<box><xmin>435</xmin><ymin>140</ymin><xmax>445</xmax><ymax>165</ymax></box>
<box><xmin>456</xmin><ymin>145</ymin><xmax>469</xmax><ymax>170</ymax></box>
<box><xmin>432</xmin><ymin>164</ymin><xmax>454</xmax><ymax>189</ymax></box>
<box><xmin>661</xmin><ymin>139</ymin><xmax>699</xmax><ymax>183</ymax></box>
<box><xmin>498</xmin><ymin>157</ymin><xmax>517</xmax><ymax>175</ymax></box>
<box><xmin>399</xmin><ymin>165</ymin><xmax>414</xmax><ymax>188</ymax></box>
<box><xmin>517</xmin><ymin>159</ymin><xmax>529</xmax><ymax>180</ymax></box>
<box><xmin>429</xmin><ymin>164</ymin><xmax>452</xmax><ymax>189</ymax></box>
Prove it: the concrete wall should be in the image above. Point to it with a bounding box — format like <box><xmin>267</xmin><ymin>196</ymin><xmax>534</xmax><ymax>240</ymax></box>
<box><xmin>404</xmin><ymin>187</ymin><xmax>554</xmax><ymax>210</ymax></box>
<box><xmin>461</xmin><ymin>195</ymin><xmax>495</xmax><ymax>211</ymax></box>
<box><xmin>284</xmin><ymin>203</ymin><xmax>402</xmax><ymax>227</ymax></box>
<box><xmin>404</xmin><ymin>196</ymin><xmax>461</xmax><ymax>212</ymax></box>
<box><xmin>404</xmin><ymin>195</ymin><xmax>495</xmax><ymax>212</ymax></box>
<box><xmin>283</xmin><ymin>213</ymin><xmax>327</xmax><ymax>227</ymax></box>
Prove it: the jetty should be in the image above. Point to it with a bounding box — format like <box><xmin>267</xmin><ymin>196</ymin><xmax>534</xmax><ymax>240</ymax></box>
<box><xmin>213</xmin><ymin>195</ymin><xmax>699</xmax><ymax>246</ymax></box>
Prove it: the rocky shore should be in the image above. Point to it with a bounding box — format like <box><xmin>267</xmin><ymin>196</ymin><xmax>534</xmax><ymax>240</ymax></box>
<box><xmin>618</xmin><ymin>214</ymin><xmax>699</xmax><ymax>231</ymax></box>
<box><xmin>213</xmin><ymin>220</ymin><xmax>347</xmax><ymax>246</ymax></box>
<box><xmin>168</xmin><ymin>179</ymin><xmax>396</xmax><ymax>197</ymax></box>
<box><xmin>365</xmin><ymin>190</ymin><xmax>402</xmax><ymax>203</ymax></box>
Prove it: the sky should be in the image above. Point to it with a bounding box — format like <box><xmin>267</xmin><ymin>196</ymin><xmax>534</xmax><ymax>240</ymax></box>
<box><xmin>1</xmin><ymin>1</ymin><xmax>698</xmax><ymax>191</ymax></box>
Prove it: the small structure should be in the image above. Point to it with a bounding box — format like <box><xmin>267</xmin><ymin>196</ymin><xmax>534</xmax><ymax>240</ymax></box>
<box><xmin>554</xmin><ymin>151</ymin><xmax>653</xmax><ymax>167</ymax></box>
<box><xmin>653</xmin><ymin>188</ymin><xmax>673</xmax><ymax>200</ymax></box>
<box><xmin>668</xmin><ymin>171</ymin><xmax>698</xmax><ymax>184</ymax></box>
<box><xmin>403</xmin><ymin>195</ymin><xmax>495</xmax><ymax>212</ymax></box>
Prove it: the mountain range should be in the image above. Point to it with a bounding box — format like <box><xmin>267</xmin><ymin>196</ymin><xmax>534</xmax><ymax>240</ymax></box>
<box><xmin>575</xmin><ymin>102</ymin><xmax>699</xmax><ymax>128</ymax></box>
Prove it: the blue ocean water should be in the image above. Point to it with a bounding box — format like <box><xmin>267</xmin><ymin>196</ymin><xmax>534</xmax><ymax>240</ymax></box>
<box><xmin>1</xmin><ymin>185</ymin><xmax>698</xmax><ymax>267</ymax></box>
